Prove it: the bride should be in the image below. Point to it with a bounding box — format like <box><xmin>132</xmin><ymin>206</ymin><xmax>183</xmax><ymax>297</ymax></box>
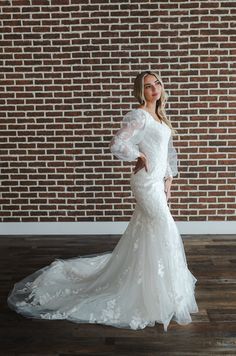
<box><xmin>7</xmin><ymin>71</ymin><xmax>198</xmax><ymax>332</ymax></box>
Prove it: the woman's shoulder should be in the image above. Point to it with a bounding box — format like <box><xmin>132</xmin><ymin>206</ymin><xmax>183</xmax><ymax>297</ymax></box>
<box><xmin>123</xmin><ymin>108</ymin><xmax>147</xmax><ymax>120</ymax></box>
<box><xmin>121</xmin><ymin>109</ymin><xmax>147</xmax><ymax>132</ymax></box>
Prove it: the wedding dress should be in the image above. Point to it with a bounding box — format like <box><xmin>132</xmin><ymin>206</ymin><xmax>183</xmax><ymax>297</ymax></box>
<box><xmin>7</xmin><ymin>108</ymin><xmax>198</xmax><ymax>332</ymax></box>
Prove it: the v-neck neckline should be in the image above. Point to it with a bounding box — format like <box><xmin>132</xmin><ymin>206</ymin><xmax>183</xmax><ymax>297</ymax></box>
<box><xmin>136</xmin><ymin>108</ymin><xmax>163</xmax><ymax>125</ymax></box>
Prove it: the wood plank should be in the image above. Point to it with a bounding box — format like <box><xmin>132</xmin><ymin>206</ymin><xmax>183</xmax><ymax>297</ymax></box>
<box><xmin>0</xmin><ymin>235</ymin><xmax>236</xmax><ymax>355</ymax></box>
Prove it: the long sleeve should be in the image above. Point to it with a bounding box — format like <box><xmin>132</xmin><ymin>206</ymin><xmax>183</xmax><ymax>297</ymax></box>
<box><xmin>164</xmin><ymin>135</ymin><xmax>178</xmax><ymax>179</ymax></box>
<box><xmin>109</xmin><ymin>110</ymin><xmax>147</xmax><ymax>162</ymax></box>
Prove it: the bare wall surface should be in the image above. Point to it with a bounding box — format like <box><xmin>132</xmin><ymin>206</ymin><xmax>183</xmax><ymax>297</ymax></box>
<box><xmin>0</xmin><ymin>0</ymin><xmax>235</xmax><ymax>223</ymax></box>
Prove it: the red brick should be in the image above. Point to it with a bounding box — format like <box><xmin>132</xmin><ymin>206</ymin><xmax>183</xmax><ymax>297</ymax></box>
<box><xmin>0</xmin><ymin>1</ymin><xmax>234</xmax><ymax>222</ymax></box>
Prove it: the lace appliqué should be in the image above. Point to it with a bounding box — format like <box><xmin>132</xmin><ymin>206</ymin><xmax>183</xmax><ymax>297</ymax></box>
<box><xmin>129</xmin><ymin>309</ymin><xmax>150</xmax><ymax>330</ymax></box>
<box><xmin>89</xmin><ymin>299</ymin><xmax>121</xmax><ymax>325</ymax></box>
<box><xmin>157</xmin><ymin>259</ymin><xmax>165</xmax><ymax>278</ymax></box>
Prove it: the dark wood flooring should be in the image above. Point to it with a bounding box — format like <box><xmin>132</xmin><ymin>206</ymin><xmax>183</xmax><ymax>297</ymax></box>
<box><xmin>1</xmin><ymin>234</ymin><xmax>236</xmax><ymax>356</ymax></box>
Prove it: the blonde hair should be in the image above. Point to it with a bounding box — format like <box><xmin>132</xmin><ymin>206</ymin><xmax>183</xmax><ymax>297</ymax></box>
<box><xmin>133</xmin><ymin>71</ymin><xmax>177</xmax><ymax>136</ymax></box>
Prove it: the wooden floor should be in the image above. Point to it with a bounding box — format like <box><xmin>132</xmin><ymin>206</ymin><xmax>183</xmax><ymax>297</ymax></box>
<box><xmin>1</xmin><ymin>234</ymin><xmax>236</xmax><ymax>356</ymax></box>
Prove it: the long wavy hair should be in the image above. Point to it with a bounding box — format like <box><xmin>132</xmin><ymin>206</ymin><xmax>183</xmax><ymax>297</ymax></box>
<box><xmin>133</xmin><ymin>71</ymin><xmax>177</xmax><ymax>136</ymax></box>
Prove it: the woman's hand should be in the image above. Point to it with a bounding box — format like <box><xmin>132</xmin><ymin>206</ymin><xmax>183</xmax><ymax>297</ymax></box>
<box><xmin>164</xmin><ymin>176</ymin><xmax>173</xmax><ymax>202</ymax></box>
<box><xmin>133</xmin><ymin>153</ymin><xmax>148</xmax><ymax>174</ymax></box>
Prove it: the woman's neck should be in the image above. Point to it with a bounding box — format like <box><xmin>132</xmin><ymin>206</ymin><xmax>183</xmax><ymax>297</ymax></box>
<box><xmin>139</xmin><ymin>103</ymin><xmax>156</xmax><ymax>114</ymax></box>
<box><xmin>138</xmin><ymin>104</ymin><xmax>162</xmax><ymax>123</ymax></box>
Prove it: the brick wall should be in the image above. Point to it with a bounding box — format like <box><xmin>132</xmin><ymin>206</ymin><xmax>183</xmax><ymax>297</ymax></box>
<box><xmin>0</xmin><ymin>0</ymin><xmax>235</xmax><ymax>223</ymax></box>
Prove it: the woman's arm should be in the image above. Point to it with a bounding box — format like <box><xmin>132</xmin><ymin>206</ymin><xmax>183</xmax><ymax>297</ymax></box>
<box><xmin>164</xmin><ymin>135</ymin><xmax>178</xmax><ymax>201</ymax></box>
<box><xmin>164</xmin><ymin>135</ymin><xmax>178</xmax><ymax>180</ymax></box>
<box><xmin>109</xmin><ymin>110</ymin><xmax>147</xmax><ymax>162</ymax></box>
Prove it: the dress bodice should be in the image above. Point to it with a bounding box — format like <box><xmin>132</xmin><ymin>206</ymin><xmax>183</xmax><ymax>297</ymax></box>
<box><xmin>109</xmin><ymin>109</ymin><xmax>178</xmax><ymax>179</ymax></box>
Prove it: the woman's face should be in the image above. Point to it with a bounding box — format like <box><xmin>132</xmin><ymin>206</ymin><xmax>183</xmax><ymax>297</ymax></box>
<box><xmin>143</xmin><ymin>74</ymin><xmax>162</xmax><ymax>103</ymax></box>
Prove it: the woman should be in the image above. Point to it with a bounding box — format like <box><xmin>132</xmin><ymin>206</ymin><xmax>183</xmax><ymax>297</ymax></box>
<box><xmin>8</xmin><ymin>71</ymin><xmax>198</xmax><ymax>332</ymax></box>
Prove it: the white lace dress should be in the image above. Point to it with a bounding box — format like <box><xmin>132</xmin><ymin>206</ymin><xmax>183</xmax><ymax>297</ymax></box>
<box><xmin>7</xmin><ymin>109</ymin><xmax>198</xmax><ymax>332</ymax></box>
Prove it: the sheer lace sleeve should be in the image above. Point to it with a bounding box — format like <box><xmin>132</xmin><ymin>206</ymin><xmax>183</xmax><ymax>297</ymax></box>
<box><xmin>164</xmin><ymin>135</ymin><xmax>178</xmax><ymax>179</ymax></box>
<box><xmin>109</xmin><ymin>109</ymin><xmax>147</xmax><ymax>162</ymax></box>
